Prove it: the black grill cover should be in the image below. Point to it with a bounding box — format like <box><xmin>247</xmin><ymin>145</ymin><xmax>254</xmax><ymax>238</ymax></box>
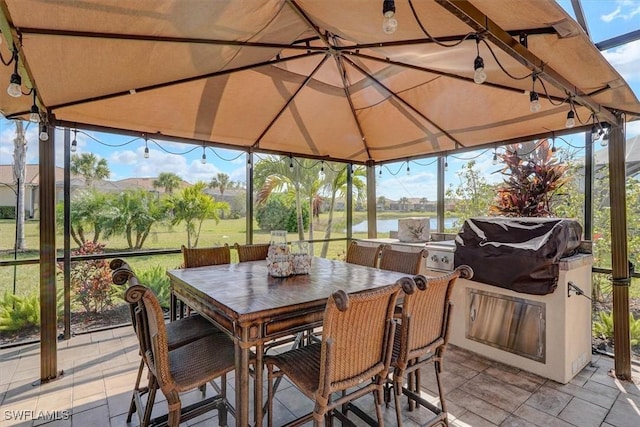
<box><xmin>453</xmin><ymin>217</ymin><xmax>582</xmax><ymax>295</ymax></box>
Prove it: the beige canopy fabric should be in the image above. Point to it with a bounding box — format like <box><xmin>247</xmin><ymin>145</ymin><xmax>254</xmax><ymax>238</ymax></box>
<box><xmin>0</xmin><ymin>0</ymin><xmax>639</xmax><ymax>164</ymax></box>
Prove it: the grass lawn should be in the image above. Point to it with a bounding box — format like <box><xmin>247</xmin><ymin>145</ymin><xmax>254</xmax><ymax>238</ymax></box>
<box><xmin>0</xmin><ymin>211</ymin><xmax>436</xmax><ymax>297</ymax></box>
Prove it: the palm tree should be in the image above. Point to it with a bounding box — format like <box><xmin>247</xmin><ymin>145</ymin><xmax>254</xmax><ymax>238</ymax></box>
<box><xmin>153</xmin><ymin>172</ymin><xmax>182</xmax><ymax>194</ymax></box>
<box><xmin>70</xmin><ymin>153</ymin><xmax>110</xmax><ymax>187</ymax></box>
<box><xmin>12</xmin><ymin>120</ymin><xmax>27</xmax><ymax>251</ymax></box>
<box><xmin>320</xmin><ymin>163</ymin><xmax>366</xmax><ymax>257</ymax></box>
<box><xmin>105</xmin><ymin>189</ymin><xmax>167</xmax><ymax>249</ymax></box>
<box><xmin>167</xmin><ymin>182</ymin><xmax>229</xmax><ymax>248</ymax></box>
<box><xmin>209</xmin><ymin>172</ymin><xmax>231</xmax><ymax>197</ymax></box>
<box><xmin>254</xmin><ymin>156</ymin><xmax>307</xmax><ymax>241</ymax></box>
<box><xmin>419</xmin><ymin>197</ymin><xmax>428</xmax><ymax>211</ymax></box>
<box><xmin>58</xmin><ymin>189</ymin><xmax>114</xmax><ymax>246</ymax></box>
<box><xmin>399</xmin><ymin>197</ymin><xmax>410</xmax><ymax>211</ymax></box>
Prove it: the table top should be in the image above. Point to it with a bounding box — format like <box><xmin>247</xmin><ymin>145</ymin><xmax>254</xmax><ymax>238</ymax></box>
<box><xmin>167</xmin><ymin>257</ymin><xmax>410</xmax><ymax>322</ymax></box>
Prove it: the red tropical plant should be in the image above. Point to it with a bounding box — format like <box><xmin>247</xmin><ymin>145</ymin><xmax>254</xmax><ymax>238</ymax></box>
<box><xmin>490</xmin><ymin>139</ymin><xmax>569</xmax><ymax>217</ymax></box>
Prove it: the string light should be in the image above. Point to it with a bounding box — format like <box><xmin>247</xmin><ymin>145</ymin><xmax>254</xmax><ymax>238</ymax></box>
<box><xmin>143</xmin><ymin>136</ymin><xmax>149</xmax><ymax>159</ymax></box>
<box><xmin>28</xmin><ymin>90</ymin><xmax>40</xmax><ymax>123</ymax></box>
<box><xmin>551</xmin><ymin>135</ymin><xmax>557</xmax><ymax>153</ymax></box>
<box><xmin>7</xmin><ymin>48</ymin><xmax>21</xmax><ymax>97</ymax></box>
<box><xmin>406</xmin><ymin>161</ymin><xmax>411</xmax><ymax>175</ymax></box>
<box><xmin>71</xmin><ymin>129</ymin><xmax>77</xmax><ymax>152</ymax></box>
<box><xmin>565</xmin><ymin>99</ymin><xmax>576</xmax><ymax>128</ymax></box>
<box><xmin>473</xmin><ymin>36</ymin><xmax>487</xmax><ymax>84</ymax></box>
<box><xmin>444</xmin><ymin>157</ymin><xmax>449</xmax><ymax>172</ymax></box>
<box><xmin>201</xmin><ymin>145</ymin><xmax>207</xmax><ymax>164</ymax></box>
<box><xmin>39</xmin><ymin>124</ymin><xmax>49</xmax><ymax>141</ymax></box>
<box><xmin>247</xmin><ymin>155</ymin><xmax>252</xmax><ymax>169</ymax></box>
<box><xmin>289</xmin><ymin>155</ymin><xmax>294</xmax><ymax>172</ymax></box>
<box><xmin>492</xmin><ymin>148</ymin><xmax>498</xmax><ymax>165</ymax></box>
<box><xmin>382</xmin><ymin>0</ymin><xmax>398</xmax><ymax>34</ymax></box>
<box><xmin>379</xmin><ymin>166</ymin><xmax>382</xmax><ymax>176</ymax></box>
<box><xmin>529</xmin><ymin>75</ymin><xmax>541</xmax><ymax>113</ymax></box>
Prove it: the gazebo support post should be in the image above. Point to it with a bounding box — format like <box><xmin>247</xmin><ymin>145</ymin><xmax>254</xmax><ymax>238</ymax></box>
<box><xmin>39</xmin><ymin>117</ymin><xmax>59</xmax><ymax>382</ymax></box>
<box><xmin>366</xmin><ymin>160</ymin><xmax>377</xmax><ymax>238</ymax></box>
<box><xmin>609</xmin><ymin>113</ymin><xmax>631</xmax><ymax>380</ymax></box>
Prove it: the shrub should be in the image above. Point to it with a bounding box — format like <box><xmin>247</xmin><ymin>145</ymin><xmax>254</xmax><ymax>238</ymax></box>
<box><xmin>0</xmin><ymin>291</ymin><xmax>40</xmax><ymax>331</ymax></box>
<box><xmin>256</xmin><ymin>194</ymin><xmax>308</xmax><ymax>233</ymax></box>
<box><xmin>0</xmin><ymin>206</ymin><xmax>16</xmax><ymax>219</ymax></box>
<box><xmin>593</xmin><ymin>311</ymin><xmax>640</xmax><ymax>346</ymax></box>
<box><xmin>135</xmin><ymin>265</ymin><xmax>171</xmax><ymax>309</ymax></box>
<box><xmin>62</xmin><ymin>241</ymin><xmax>115</xmax><ymax>313</ymax></box>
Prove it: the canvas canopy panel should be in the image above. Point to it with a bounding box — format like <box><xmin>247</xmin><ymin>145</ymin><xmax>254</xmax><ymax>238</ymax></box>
<box><xmin>0</xmin><ymin>0</ymin><xmax>639</xmax><ymax>163</ymax></box>
<box><xmin>454</xmin><ymin>217</ymin><xmax>583</xmax><ymax>295</ymax></box>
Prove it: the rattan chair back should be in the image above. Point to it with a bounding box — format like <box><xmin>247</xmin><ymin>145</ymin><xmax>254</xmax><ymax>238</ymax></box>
<box><xmin>345</xmin><ymin>241</ymin><xmax>382</xmax><ymax>268</ymax></box>
<box><xmin>181</xmin><ymin>244</ymin><xmax>231</xmax><ymax>268</ymax></box>
<box><xmin>391</xmin><ymin>265</ymin><xmax>473</xmax><ymax>427</ymax></box>
<box><xmin>125</xmin><ymin>284</ymin><xmax>235</xmax><ymax>427</ymax></box>
<box><xmin>313</xmin><ymin>280</ymin><xmax>408</xmax><ymax>421</ymax></box>
<box><xmin>234</xmin><ymin>242</ymin><xmax>270</xmax><ymax>262</ymax></box>
<box><xmin>379</xmin><ymin>245</ymin><xmax>427</xmax><ymax>275</ymax></box>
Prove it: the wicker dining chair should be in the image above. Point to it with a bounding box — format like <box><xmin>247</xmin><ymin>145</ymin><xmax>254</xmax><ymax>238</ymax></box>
<box><xmin>234</xmin><ymin>242</ymin><xmax>270</xmax><ymax>262</ymax></box>
<box><xmin>174</xmin><ymin>244</ymin><xmax>232</xmax><ymax>318</ymax></box>
<box><xmin>345</xmin><ymin>241</ymin><xmax>383</xmax><ymax>268</ymax></box>
<box><xmin>125</xmin><ymin>284</ymin><xmax>236</xmax><ymax>427</ymax></box>
<box><xmin>110</xmin><ymin>260</ymin><xmax>224</xmax><ymax>425</ymax></box>
<box><xmin>265</xmin><ymin>279</ymin><xmax>412</xmax><ymax>427</ymax></box>
<box><xmin>389</xmin><ymin>265</ymin><xmax>473</xmax><ymax>427</ymax></box>
<box><xmin>379</xmin><ymin>245</ymin><xmax>428</xmax><ymax>275</ymax></box>
<box><xmin>181</xmin><ymin>243</ymin><xmax>231</xmax><ymax>268</ymax></box>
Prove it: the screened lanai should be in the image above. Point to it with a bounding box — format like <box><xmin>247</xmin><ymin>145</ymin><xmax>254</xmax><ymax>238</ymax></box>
<box><xmin>1</xmin><ymin>0</ymin><xmax>640</xmax><ymax>401</ymax></box>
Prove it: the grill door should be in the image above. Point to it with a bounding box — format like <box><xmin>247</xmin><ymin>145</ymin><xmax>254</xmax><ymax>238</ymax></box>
<box><xmin>466</xmin><ymin>289</ymin><xmax>546</xmax><ymax>362</ymax></box>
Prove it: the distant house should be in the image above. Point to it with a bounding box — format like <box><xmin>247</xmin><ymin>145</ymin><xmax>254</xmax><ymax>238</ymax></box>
<box><xmin>0</xmin><ymin>164</ymin><xmax>191</xmax><ymax>218</ymax></box>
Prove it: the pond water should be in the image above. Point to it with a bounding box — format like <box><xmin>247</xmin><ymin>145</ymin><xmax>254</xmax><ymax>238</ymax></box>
<box><xmin>351</xmin><ymin>218</ymin><xmax>459</xmax><ymax>233</ymax></box>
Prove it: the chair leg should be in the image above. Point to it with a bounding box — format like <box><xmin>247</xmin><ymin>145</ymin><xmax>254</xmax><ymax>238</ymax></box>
<box><xmin>127</xmin><ymin>358</ymin><xmax>146</xmax><ymax>422</ymax></box>
<box><xmin>393</xmin><ymin>379</ymin><xmax>403</xmax><ymax>427</ymax></box>
<box><xmin>266</xmin><ymin>364</ymin><xmax>274</xmax><ymax>427</ymax></box>
<box><xmin>166</xmin><ymin>391</ymin><xmax>182</xmax><ymax>427</ymax></box>
<box><xmin>434</xmin><ymin>360</ymin><xmax>448</xmax><ymax>425</ymax></box>
<box><xmin>142</xmin><ymin>376</ymin><xmax>158</xmax><ymax>427</ymax></box>
<box><xmin>373</xmin><ymin>389</ymin><xmax>385</xmax><ymax>427</ymax></box>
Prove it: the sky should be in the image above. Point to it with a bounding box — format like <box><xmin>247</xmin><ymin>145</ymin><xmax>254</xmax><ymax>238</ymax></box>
<box><xmin>1</xmin><ymin>0</ymin><xmax>639</xmax><ymax>201</ymax></box>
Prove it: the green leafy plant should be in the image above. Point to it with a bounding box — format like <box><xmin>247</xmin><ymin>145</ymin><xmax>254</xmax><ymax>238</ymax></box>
<box><xmin>0</xmin><ymin>290</ymin><xmax>40</xmax><ymax>331</ymax></box>
<box><xmin>593</xmin><ymin>311</ymin><xmax>640</xmax><ymax>346</ymax></box>
<box><xmin>135</xmin><ymin>265</ymin><xmax>171</xmax><ymax>309</ymax></box>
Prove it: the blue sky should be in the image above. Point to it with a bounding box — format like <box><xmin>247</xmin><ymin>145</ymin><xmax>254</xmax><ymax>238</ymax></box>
<box><xmin>1</xmin><ymin>0</ymin><xmax>639</xmax><ymax>201</ymax></box>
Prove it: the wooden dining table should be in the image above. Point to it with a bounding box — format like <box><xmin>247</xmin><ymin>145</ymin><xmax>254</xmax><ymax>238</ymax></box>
<box><xmin>166</xmin><ymin>257</ymin><xmax>412</xmax><ymax>427</ymax></box>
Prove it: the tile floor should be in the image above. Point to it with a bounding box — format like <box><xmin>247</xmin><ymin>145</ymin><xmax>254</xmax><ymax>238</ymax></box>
<box><xmin>1</xmin><ymin>326</ymin><xmax>639</xmax><ymax>427</ymax></box>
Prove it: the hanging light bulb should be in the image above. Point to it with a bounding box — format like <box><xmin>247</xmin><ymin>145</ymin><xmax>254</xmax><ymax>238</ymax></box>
<box><xmin>492</xmin><ymin>149</ymin><xmax>498</xmax><ymax>165</ymax></box>
<box><xmin>382</xmin><ymin>0</ymin><xmax>398</xmax><ymax>34</ymax></box>
<box><xmin>565</xmin><ymin>110</ymin><xmax>575</xmax><ymax>128</ymax></box>
<box><xmin>7</xmin><ymin>50</ymin><xmax>21</xmax><ymax>97</ymax></box>
<box><xmin>591</xmin><ymin>124</ymin><xmax>600</xmax><ymax>142</ymax></box>
<box><xmin>406</xmin><ymin>161</ymin><xmax>410</xmax><ymax>175</ymax></box>
<box><xmin>551</xmin><ymin>139</ymin><xmax>557</xmax><ymax>153</ymax></box>
<box><xmin>143</xmin><ymin>137</ymin><xmax>149</xmax><ymax>159</ymax></box>
<box><xmin>29</xmin><ymin>91</ymin><xmax>40</xmax><ymax>123</ymax></box>
<box><xmin>473</xmin><ymin>38</ymin><xmax>486</xmax><ymax>84</ymax></box>
<box><xmin>71</xmin><ymin>129</ymin><xmax>77</xmax><ymax>152</ymax></box>
<box><xmin>247</xmin><ymin>156</ymin><xmax>252</xmax><ymax>169</ymax></box>
<box><xmin>289</xmin><ymin>156</ymin><xmax>294</xmax><ymax>172</ymax></box>
<box><xmin>444</xmin><ymin>158</ymin><xmax>449</xmax><ymax>172</ymax></box>
<box><xmin>529</xmin><ymin>91</ymin><xmax>541</xmax><ymax>113</ymax></box>
<box><xmin>379</xmin><ymin>166</ymin><xmax>382</xmax><ymax>176</ymax></box>
<box><xmin>201</xmin><ymin>146</ymin><xmax>207</xmax><ymax>164</ymax></box>
<box><xmin>529</xmin><ymin>75</ymin><xmax>541</xmax><ymax>113</ymax></box>
<box><xmin>39</xmin><ymin>124</ymin><xmax>49</xmax><ymax>141</ymax></box>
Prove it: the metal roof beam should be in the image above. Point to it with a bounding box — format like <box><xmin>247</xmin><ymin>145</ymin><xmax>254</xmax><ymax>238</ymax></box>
<box><xmin>435</xmin><ymin>0</ymin><xmax>617</xmax><ymax>125</ymax></box>
<box><xmin>570</xmin><ymin>0</ymin><xmax>591</xmax><ymax>38</ymax></box>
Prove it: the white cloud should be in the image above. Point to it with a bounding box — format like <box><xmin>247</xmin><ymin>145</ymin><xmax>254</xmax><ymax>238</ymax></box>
<box><xmin>601</xmin><ymin>1</ymin><xmax>640</xmax><ymax>22</ymax></box>
<box><xmin>601</xmin><ymin>6</ymin><xmax>622</xmax><ymax>22</ymax></box>
<box><xmin>602</xmin><ymin>40</ymin><xmax>640</xmax><ymax>83</ymax></box>
<box><xmin>626</xmin><ymin>119</ymin><xmax>640</xmax><ymax>138</ymax></box>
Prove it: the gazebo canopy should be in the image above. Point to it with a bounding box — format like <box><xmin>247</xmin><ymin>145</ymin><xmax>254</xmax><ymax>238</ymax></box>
<box><xmin>0</xmin><ymin>0</ymin><xmax>639</xmax><ymax>163</ymax></box>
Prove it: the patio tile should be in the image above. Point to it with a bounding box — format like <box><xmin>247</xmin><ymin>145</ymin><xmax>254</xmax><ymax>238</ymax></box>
<box><xmin>546</xmin><ymin>377</ymin><xmax>619</xmax><ymax>408</ymax></box>
<box><xmin>604</xmin><ymin>393</ymin><xmax>640</xmax><ymax>427</ymax></box>
<box><xmin>524</xmin><ymin>385</ymin><xmax>572</xmax><ymax>417</ymax></box>
<box><xmin>459</xmin><ymin>373</ymin><xmax>532</xmax><ymax>412</ymax></box>
<box><xmin>513</xmin><ymin>404</ymin><xmax>575</xmax><ymax>427</ymax></box>
<box><xmin>450</xmin><ymin>410</ymin><xmax>499</xmax><ymax>427</ymax></box>
<box><xmin>447</xmin><ymin>388</ymin><xmax>510</xmax><ymax>425</ymax></box>
<box><xmin>499</xmin><ymin>414</ymin><xmax>538</xmax><ymax>426</ymax></box>
<box><xmin>483</xmin><ymin>365</ymin><xmax>545</xmax><ymax>393</ymax></box>
<box><xmin>71</xmin><ymin>402</ymin><xmax>110</xmax><ymax>427</ymax></box>
<box><xmin>557</xmin><ymin>396</ymin><xmax>608</xmax><ymax>427</ymax></box>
